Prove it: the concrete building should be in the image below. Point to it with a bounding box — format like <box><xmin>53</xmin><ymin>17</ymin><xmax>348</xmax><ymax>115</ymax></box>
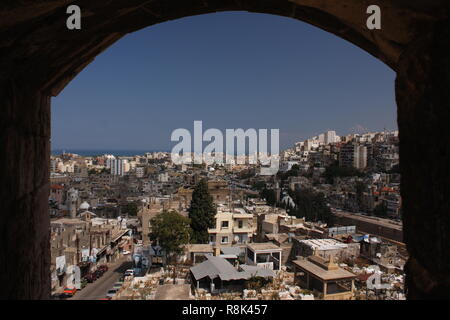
<box><xmin>324</xmin><ymin>130</ymin><xmax>336</xmax><ymax>145</ymax></box>
<box><xmin>190</xmin><ymin>255</ymin><xmax>274</xmax><ymax>293</ymax></box>
<box><xmin>293</xmin><ymin>255</ymin><xmax>356</xmax><ymax>300</ymax></box>
<box><xmin>245</xmin><ymin>242</ymin><xmax>283</xmax><ymax>271</ymax></box>
<box><xmin>110</xmin><ymin>158</ymin><xmax>126</xmax><ymax>176</ymax></box>
<box><xmin>293</xmin><ymin>238</ymin><xmax>360</xmax><ymax>263</ymax></box>
<box><xmin>339</xmin><ymin>142</ymin><xmax>367</xmax><ymax>169</ymax></box>
<box><xmin>208</xmin><ymin>211</ymin><xmax>255</xmax><ymax>245</ymax></box>
<box><xmin>135</xmin><ymin>166</ymin><xmax>145</xmax><ymax>178</ymax></box>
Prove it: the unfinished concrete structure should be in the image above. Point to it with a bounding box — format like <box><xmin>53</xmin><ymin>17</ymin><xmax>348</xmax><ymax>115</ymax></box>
<box><xmin>293</xmin><ymin>255</ymin><xmax>356</xmax><ymax>300</ymax></box>
<box><xmin>0</xmin><ymin>1</ymin><xmax>449</xmax><ymax>299</ymax></box>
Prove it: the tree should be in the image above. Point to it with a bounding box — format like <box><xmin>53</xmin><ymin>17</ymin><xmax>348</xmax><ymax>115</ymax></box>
<box><xmin>260</xmin><ymin>188</ymin><xmax>277</xmax><ymax>206</ymax></box>
<box><xmin>289</xmin><ymin>189</ymin><xmax>334</xmax><ymax>226</ymax></box>
<box><xmin>373</xmin><ymin>202</ymin><xmax>388</xmax><ymax>218</ymax></box>
<box><xmin>252</xmin><ymin>181</ymin><xmax>266</xmax><ymax>191</ymax></box>
<box><xmin>122</xmin><ymin>202</ymin><xmax>138</xmax><ymax>216</ymax></box>
<box><xmin>188</xmin><ymin>179</ymin><xmax>216</xmax><ymax>243</ymax></box>
<box><xmin>277</xmin><ymin>164</ymin><xmax>300</xmax><ymax>182</ymax></box>
<box><xmin>323</xmin><ymin>161</ymin><xmax>364</xmax><ymax>184</ymax></box>
<box><xmin>149</xmin><ymin>210</ymin><xmax>192</xmax><ymax>257</ymax></box>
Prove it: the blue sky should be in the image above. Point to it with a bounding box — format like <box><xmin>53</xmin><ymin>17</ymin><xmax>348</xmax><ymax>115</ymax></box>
<box><xmin>51</xmin><ymin>11</ymin><xmax>397</xmax><ymax>151</ymax></box>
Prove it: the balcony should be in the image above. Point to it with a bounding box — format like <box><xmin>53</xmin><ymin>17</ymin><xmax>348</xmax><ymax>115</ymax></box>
<box><xmin>233</xmin><ymin>226</ymin><xmax>253</xmax><ymax>233</ymax></box>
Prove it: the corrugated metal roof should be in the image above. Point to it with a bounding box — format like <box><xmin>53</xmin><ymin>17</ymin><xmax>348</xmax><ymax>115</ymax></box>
<box><xmin>191</xmin><ymin>256</ymin><xmax>239</xmax><ymax>281</ymax></box>
<box><xmin>240</xmin><ymin>265</ymin><xmax>275</xmax><ymax>278</ymax></box>
<box><xmin>190</xmin><ymin>256</ymin><xmax>276</xmax><ymax>282</ymax></box>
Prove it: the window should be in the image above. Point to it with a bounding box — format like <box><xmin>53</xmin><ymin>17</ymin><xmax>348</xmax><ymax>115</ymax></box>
<box><xmin>221</xmin><ymin>221</ymin><xmax>229</xmax><ymax>229</ymax></box>
<box><xmin>221</xmin><ymin>236</ymin><xmax>228</xmax><ymax>244</ymax></box>
<box><xmin>238</xmin><ymin>220</ymin><xmax>243</xmax><ymax>228</ymax></box>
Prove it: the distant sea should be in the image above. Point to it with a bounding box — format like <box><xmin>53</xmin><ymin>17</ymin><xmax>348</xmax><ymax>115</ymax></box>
<box><xmin>51</xmin><ymin>149</ymin><xmax>169</xmax><ymax>157</ymax></box>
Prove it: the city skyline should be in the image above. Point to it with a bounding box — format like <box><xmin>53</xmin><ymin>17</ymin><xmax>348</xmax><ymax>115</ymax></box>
<box><xmin>51</xmin><ymin>12</ymin><xmax>397</xmax><ymax>151</ymax></box>
<box><xmin>51</xmin><ymin>127</ymin><xmax>398</xmax><ymax>157</ymax></box>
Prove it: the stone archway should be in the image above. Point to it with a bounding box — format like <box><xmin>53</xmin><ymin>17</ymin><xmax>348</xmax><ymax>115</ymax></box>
<box><xmin>0</xmin><ymin>0</ymin><xmax>449</xmax><ymax>299</ymax></box>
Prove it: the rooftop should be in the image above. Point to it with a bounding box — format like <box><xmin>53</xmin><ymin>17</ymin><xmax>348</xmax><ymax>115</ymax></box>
<box><xmin>247</xmin><ymin>242</ymin><xmax>281</xmax><ymax>252</ymax></box>
<box><xmin>190</xmin><ymin>256</ymin><xmax>275</xmax><ymax>282</ymax></box>
<box><xmin>185</xmin><ymin>244</ymin><xmax>214</xmax><ymax>253</ymax></box>
<box><xmin>50</xmin><ymin>218</ymin><xmax>86</xmax><ymax>225</ymax></box>
<box><xmin>293</xmin><ymin>256</ymin><xmax>356</xmax><ymax>281</ymax></box>
<box><xmin>190</xmin><ymin>256</ymin><xmax>243</xmax><ymax>281</ymax></box>
<box><xmin>298</xmin><ymin>239</ymin><xmax>348</xmax><ymax>251</ymax></box>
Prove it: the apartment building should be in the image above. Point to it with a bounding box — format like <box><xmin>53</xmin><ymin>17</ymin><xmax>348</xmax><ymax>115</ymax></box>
<box><xmin>208</xmin><ymin>211</ymin><xmax>255</xmax><ymax>245</ymax></box>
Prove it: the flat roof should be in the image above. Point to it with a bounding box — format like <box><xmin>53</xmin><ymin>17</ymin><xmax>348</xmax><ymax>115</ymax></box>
<box><xmin>247</xmin><ymin>242</ymin><xmax>281</xmax><ymax>252</ymax></box>
<box><xmin>233</xmin><ymin>213</ymin><xmax>253</xmax><ymax>218</ymax></box>
<box><xmin>221</xmin><ymin>246</ymin><xmax>243</xmax><ymax>256</ymax></box>
<box><xmin>185</xmin><ymin>244</ymin><xmax>214</xmax><ymax>253</ymax></box>
<box><xmin>50</xmin><ymin>218</ymin><xmax>86</xmax><ymax>225</ymax></box>
<box><xmin>293</xmin><ymin>259</ymin><xmax>356</xmax><ymax>281</ymax></box>
<box><xmin>298</xmin><ymin>239</ymin><xmax>348</xmax><ymax>251</ymax></box>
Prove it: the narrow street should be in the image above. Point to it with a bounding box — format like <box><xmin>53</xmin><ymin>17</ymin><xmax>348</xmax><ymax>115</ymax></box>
<box><xmin>69</xmin><ymin>256</ymin><xmax>132</xmax><ymax>300</ymax></box>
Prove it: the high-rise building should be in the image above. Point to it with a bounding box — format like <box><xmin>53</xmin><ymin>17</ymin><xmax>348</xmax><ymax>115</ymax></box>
<box><xmin>136</xmin><ymin>166</ymin><xmax>145</xmax><ymax>178</ymax></box>
<box><xmin>105</xmin><ymin>154</ymin><xmax>115</xmax><ymax>169</ymax></box>
<box><xmin>110</xmin><ymin>158</ymin><xmax>125</xmax><ymax>176</ymax></box>
<box><xmin>318</xmin><ymin>133</ymin><xmax>325</xmax><ymax>144</ymax></box>
<box><xmin>324</xmin><ymin>130</ymin><xmax>336</xmax><ymax>145</ymax></box>
<box><xmin>339</xmin><ymin>142</ymin><xmax>367</xmax><ymax>169</ymax></box>
<box><xmin>357</xmin><ymin>145</ymin><xmax>367</xmax><ymax>169</ymax></box>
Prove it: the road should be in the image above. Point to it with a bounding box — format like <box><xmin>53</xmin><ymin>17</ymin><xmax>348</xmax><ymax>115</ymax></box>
<box><xmin>70</xmin><ymin>256</ymin><xmax>132</xmax><ymax>300</ymax></box>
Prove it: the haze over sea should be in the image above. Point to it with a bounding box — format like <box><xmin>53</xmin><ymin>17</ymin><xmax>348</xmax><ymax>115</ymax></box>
<box><xmin>51</xmin><ymin>149</ymin><xmax>169</xmax><ymax>157</ymax></box>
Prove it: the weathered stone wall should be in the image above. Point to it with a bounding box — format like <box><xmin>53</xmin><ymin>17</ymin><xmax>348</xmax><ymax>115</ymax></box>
<box><xmin>0</xmin><ymin>81</ymin><xmax>51</xmax><ymax>299</ymax></box>
<box><xmin>0</xmin><ymin>0</ymin><xmax>449</xmax><ymax>299</ymax></box>
<box><xmin>1</xmin><ymin>0</ymin><xmax>448</xmax><ymax>96</ymax></box>
<box><xmin>333</xmin><ymin>214</ymin><xmax>403</xmax><ymax>243</ymax></box>
<box><xmin>396</xmin><ymin>20</ymin><xmax>450</xmax><ymax>299</ymax></box>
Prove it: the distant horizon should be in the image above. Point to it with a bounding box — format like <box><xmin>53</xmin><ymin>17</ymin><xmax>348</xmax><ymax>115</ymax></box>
<box><xmin>51</xmin><ymin>126</ymin><xmax>396</xmax><ymax>157</ymax></box>
<box><xmin>51</xmin><ymin>148</ymin><xmax>170</xmax><ymax>157</ymax></box>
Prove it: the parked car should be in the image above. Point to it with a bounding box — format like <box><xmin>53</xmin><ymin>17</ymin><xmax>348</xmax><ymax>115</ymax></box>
<box><xmin>84</xmin><ymin>274</ymin><xmax>93</xmax><ymax>283</ymax></box>
<box><xmin>122</xmin><ymin>250</ymin><xmax>130</xmax><ymax>255</ymax></box>
<box><xmin>94</xmin><ymin>270</ymin><xmax>104</xmax><ymax>278</ymax></box>
<box><xmin>84</xmin><ymin>272</ymin><xmax>97</xmax><ymax>283</ymax></box>
<box><xmin>106</xmin><ymin>289</ymin><xmax>118</xmax><ymax>298</ymax></box>
<box><xmin>124</xmin><ymin>269</ymin><xmax>134</xmax><ymax>277</ymax></box>
<box><xmin>98</xmin><ymin>264</ymin><xmax>108</xmax><ymax>272</ymax></box>
<box><xmin>63</xmin><ymin>287</ymin><xmax>77</xmax><ymax>296</ymax></box>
